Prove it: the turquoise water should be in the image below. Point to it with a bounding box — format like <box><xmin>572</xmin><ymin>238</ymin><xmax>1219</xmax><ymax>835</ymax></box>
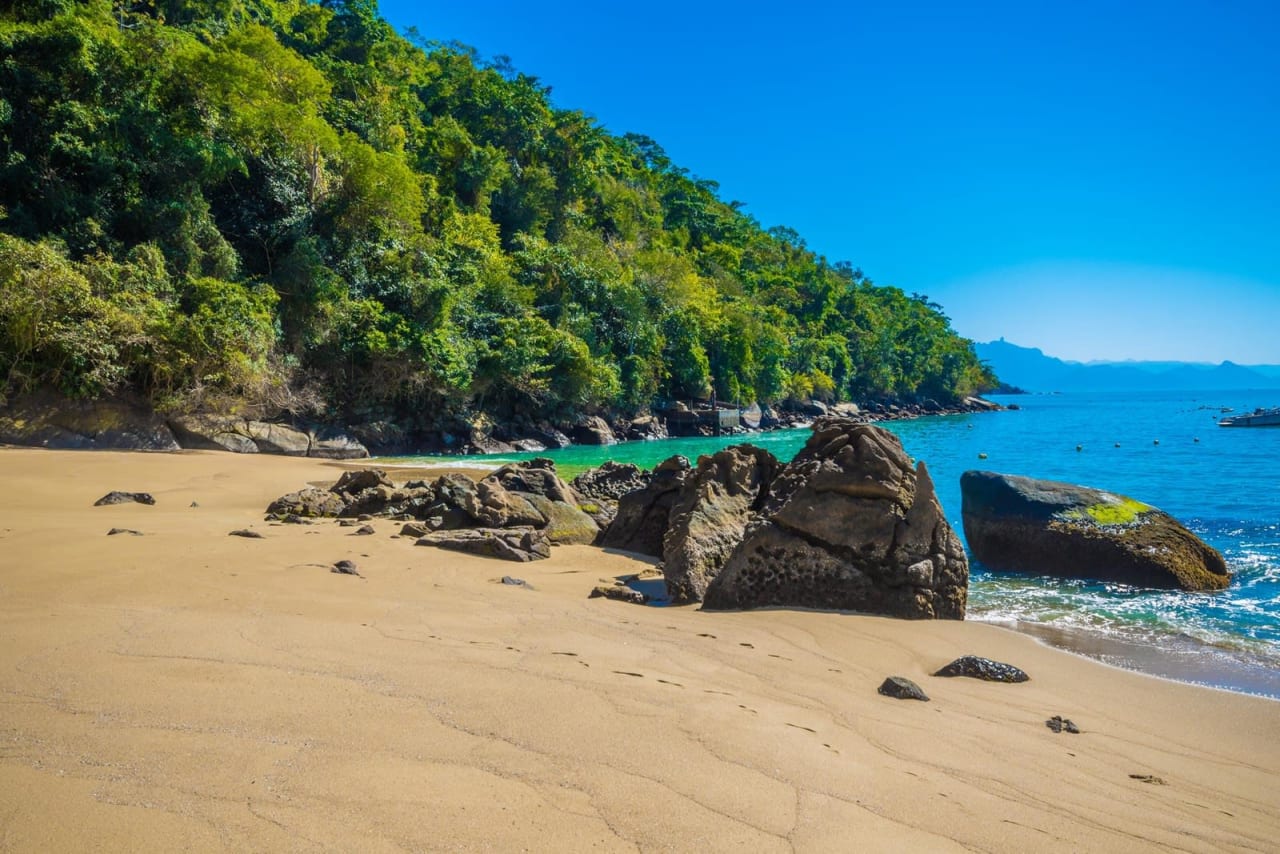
<box><xmin>393</xmin><ymin>391</ymin><xmax>1280</xmax><ymax>696</ymax></box>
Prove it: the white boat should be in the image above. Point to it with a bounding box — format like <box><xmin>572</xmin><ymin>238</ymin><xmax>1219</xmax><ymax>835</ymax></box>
<box><xmin>1219</xmin><ymin>407</ymin><xmax>1280</xmax><ymax>427</ymax></box>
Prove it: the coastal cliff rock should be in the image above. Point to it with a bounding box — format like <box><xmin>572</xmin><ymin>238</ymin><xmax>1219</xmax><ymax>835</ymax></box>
<box><xmin>701</xmin><ymin>419</ymin><xmax>968</xmax><ymax>619</ymax></box>
<box><xmin>662</xmin><ymin>445</ymin><xmax>780</xmax><ymax>603</ymax></box>
<box><xmin>0</xmin><ymin>392</ymin><xmax>179</xmax><ymax>451</ymax></box>
<box><xmin>598</xmin><ymin>456</ymin><xmax>692</xmax><ymax>556</ymax></box>
<box><xmin>960</xmin><ymin>470</ymin><xmax>1230</xmax><ymax>591</ymax></box>
<box><xmin>168</xmin><ymin>415</ymin><xmax>369</xmax><ymax>459</ymax></box>
<box><xmin>570</xmin><ymin>415</ymin><xmax>617</xmax><ymax>446</ymax></box>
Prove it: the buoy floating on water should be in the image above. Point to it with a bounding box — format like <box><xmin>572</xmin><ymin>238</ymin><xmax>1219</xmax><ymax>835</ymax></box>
<box><xmin>1076</xmin><ymin>444</ymin><xmax>1083</xmax><ymax>452</ymax></box>
<box><xmin>1194</xmin><ymin>437</ymin><xmax>1200</xmax><ymax>443</ymax></box>
<box><xmin>1154</xmin><ymin>439</ymin><xmax>1160</xmax><ymax>445</ymax></box>
<box><xmin>1114</xmin><ymin>442</ymin><xmax>1121</xmax><ymax>448</ymax></box>
<box><xmin>978</xmin><ymin>453</ymin><xmax>988</xmax><ymax>460</ymax></box>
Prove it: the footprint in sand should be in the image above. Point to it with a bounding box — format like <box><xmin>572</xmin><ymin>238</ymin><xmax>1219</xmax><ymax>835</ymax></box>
<box><xmin>823</xmin><ymin>743</ymin><xmax>839</xmax><ymax>755</ymax></box>
<box><xmin>656</xmin><ymin>679</ymin><xmax>684</xmax><ymax>688</ymax></box>
<box><xmin>552</xmin><ymin>651</ymin><xmax>578</xmax><ymax>657</ymax></box>
<box><xmin>738</xmin><ymin>704</ymin><xmax>757</xmax><ymax>715</ymax></box>
<box><xmin>786</xmin><ymin>722</ymin><xmax>817</xmax><ymax>733</ymax></box>
<box><xmin>697</xmin><ymin>633</ymin><xmax>717</xmax><ymax>639</ymax></box>
<box><xmin>739</xmin><ymin>642</ymin><xmax>754</xmax><ymax>648</ymax></box>
<box><xmin>704</xmin><ymin>689</ymin><xmax>732</xmax><ymax>696</ymax></box>
<box><xmin>613</xmin><ymin>670</ymin><xmax>645</xmax><ymax>678</ymax></box>
<box><xmin>768</xmin><ymin>654</ymin><xmax>794</xmax><ymax>662</ymax></box>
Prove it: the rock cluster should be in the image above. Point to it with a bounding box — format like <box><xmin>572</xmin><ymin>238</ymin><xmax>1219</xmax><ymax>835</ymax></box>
<box><xmin>596</xmin><ymin>419</ymin><xmax>968</xmax><ymax>619</ymax></box>
<box><xmin>960</xmin><ymin>470</ymin><xmax>1230</xmax><ymax>591</ymax></box>
<box><xmin>265</xmin><ymin>459</ymin><xmax>599</xmax><ymax>561</ymax></box>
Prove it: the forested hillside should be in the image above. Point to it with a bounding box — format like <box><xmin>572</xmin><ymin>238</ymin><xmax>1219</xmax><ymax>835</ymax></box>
<box><xmin>0</xmin><ymin>0</ymin><xmax>994</xmax><ymax>434</ymax></box>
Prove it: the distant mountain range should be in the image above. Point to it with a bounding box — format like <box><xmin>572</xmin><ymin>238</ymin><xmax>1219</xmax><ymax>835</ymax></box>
<box><xmin>976</xmin><ymin>339</ymin><xmax>1280</xmax><ymax>393</ymax></box>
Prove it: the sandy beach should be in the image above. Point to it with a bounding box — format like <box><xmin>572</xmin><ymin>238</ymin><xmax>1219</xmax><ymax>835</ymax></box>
<box><xmin>0</xmin><ymin>448</ymin><xmax>1277</xmax><ymax>852</ymax></box>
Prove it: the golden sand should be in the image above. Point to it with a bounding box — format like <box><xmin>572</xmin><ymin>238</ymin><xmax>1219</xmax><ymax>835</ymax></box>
<box><xmin>0</xmin><ymin>448</ymin><xmax>1276</xmax><ymax>851</ymax></box>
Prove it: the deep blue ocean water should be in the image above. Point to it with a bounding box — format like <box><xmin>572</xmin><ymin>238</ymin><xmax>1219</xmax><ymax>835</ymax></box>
<box><xmin>395</xmin><ymin>391</ymin><xmax>1280</xmax><ymax>697</ymax></box>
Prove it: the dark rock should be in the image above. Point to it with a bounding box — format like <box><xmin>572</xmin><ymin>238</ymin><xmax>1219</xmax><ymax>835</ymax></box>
<box><xmin>589</xmin><ymin>585</ymin><xmax>648</xmax><ymax>605</ymax></box>
<box><xmin>347</xmin><ymin>421</ymin><xmax>409</xmax><ymax>455</ymax></box>
<box><xmin>169</xmin><ymin>415</ymin><xmax>259</xmax><ymax>453</ymax></box>
<box><xmin>229</xmin><ymin>529</ymin><xmax>264</xmax><ymax>539</ymax></box>
<box><xmin>702</xmin><ymin>420</ymin><xmax>969</xmax><ymax>619</ymax></box>
<box><xmin>662</xmin><ymin>445</ymin><xmax>781</xmax><ymax>603</ymax></box>
<box><xmin>1046</xmin><ymin>715</ymin><xmax>1080</xmax><ymax>734</ymax></box>
<box><xmin>94</xmin><ymin>491</ymin><xmax>156</xmax><ymax>506</ymax></box>
<box><xmin>572</xmin><ymin>461</ymin><xmax>651</xmax><ymax>503</ymax></box>
<box><xmin>878</xmin><ymin>676</ymin><xmax>930</xmax><ymax>701</ymax></box>
<box><xmin>417</xmin><ymin>528</ymin><xmax>552</xmax><ymax>562</ymax></box>
<box><xmin>190</xmin><ymin>501</ymin><xmax>199</xmax><ymax>508</ymax></box>
<box><xmin>571</xmin><ymin>415</ymin><xmax>617</xmax><ymax>446</ymax></box>
<box><xmin>1129</xmin><ymin>774</ymin><xmax>1166</xmax><ymax>785</ymax></box>
<box><xmin>526</xmin><ymin>424</ymin><xmax>572</xmax><ymax>449</ymax></box>
<box><xmin>960</xmin><ymin>470</ymin><xmax>1230</xmax><ymax>591</ymax></box>
<box><xmin>267</xmin><ymin>487</ymin><xmax>347</xmax><ymax>518</ymax></box>
<box><xmin>339</xmin><ymin>519</ymin><xmax>361</xmax><ymax>527</ymax></box>
<box><xmin>332</xmin><ymin>560</ymin><xmax>360</xmax><ymax>576</ymax></box>
<box><xmin>281</xmin><ymin>514</ymin><xmax>311</xmax><ymax>525</ymax></box>
<box><xmin>933</xmin><ymin>656</ymin><xmax>1029</xmax><ymax>683</ymax></box>
<box><xmin>107</xmin><ymin>528</ymin><xmax>142</xmax><ymax>536</ymax></box>
<box><xmin>500</xmin><ymin>575</ymin><xmax>528</xmax><ymax>587</ymax></box>
<box><xmin>340</xmin><ymin>484</ymin><xmax>433</xmax><ymax>519</ymax></box>
<box><xmin>401</xmin><ymin>522</ymin><xmax>430</xmax><ymax>538</ymax></box>
<box><xmin>352</xmin><ymin>525</ymin><xmax>376</xmax><ymax>535</ymax></box>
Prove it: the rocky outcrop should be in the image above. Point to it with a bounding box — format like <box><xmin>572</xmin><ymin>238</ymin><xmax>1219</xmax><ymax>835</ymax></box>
<box><xmin>598</xmin><ymin>456</ymin><xmax>691</xmax><ymax>556</ymax></box>
<box><xmin>263</xmin><ymin>459</ymin><xmax>598</xmax><ymax>557</ymax></box>
<box><xmin>700</xmin><ymin>419</ymin><xmax>968</xmax><ymax>619</ymax></box>
<box><xmin>960</xmin><ymin>470</ymin><xmax>1230</xmax><ymax>591</ymax></box>
<box><xmin>625</xmin><ymin>415</ymin><xmax>668</xmax><ymax>441</ymax></box>
<box><xmin>662</xmin><ymin>445</ymin><xmax>780</xmax><ymax>604</ymax></box>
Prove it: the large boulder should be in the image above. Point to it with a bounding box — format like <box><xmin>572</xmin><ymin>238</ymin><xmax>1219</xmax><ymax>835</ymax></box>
<box><xmin>599</xmin><ymin>456</ymin><xmax>691</xmax><ymax>556</ymax></box>
<box><xmin>701</xmin><ymin>420</ymin><xmax>968</xmax><ymax>619</ymax></box>
<box><xmin>960</xmin><ymin>471</ymin><xmax>1230</xmax><ymax>591</ymax></box>
<box><xmin>267</xmin><ymin>487</ymin><xmax>347</xmax><ymax>518</ymax></box>
<box><xmin>523</xmin><ymin>494</ymin><xmax>600</xmax><ymax>545</ymax></box>
<box><xmin>662</xmin><ymin>445</ymin><xmax>781</xmax><ymax>603</ymax></box>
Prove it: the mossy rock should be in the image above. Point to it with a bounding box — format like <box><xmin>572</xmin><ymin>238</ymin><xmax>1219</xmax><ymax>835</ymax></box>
<box><xmin>960</xmin><ymin>471</ymin><xmax>1230</xmax><ymax>591</ymax></box>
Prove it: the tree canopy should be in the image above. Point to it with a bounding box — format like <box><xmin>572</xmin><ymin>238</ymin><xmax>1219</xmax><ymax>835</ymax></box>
<box><xmin>0</xmin><ymin>0</ymin><xmax>995</xmax><ymax>428</ymax></box>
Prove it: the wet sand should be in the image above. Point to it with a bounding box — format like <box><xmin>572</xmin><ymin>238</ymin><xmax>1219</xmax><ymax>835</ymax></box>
<box><xmin>0</xmin><ymin>448</ymin><xmax>1277</xmax><ymax>851</ymax></box>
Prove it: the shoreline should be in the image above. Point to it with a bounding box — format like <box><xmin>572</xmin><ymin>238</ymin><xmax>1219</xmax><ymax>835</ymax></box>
<box><xmin>1</xmin><ymin>447</ymin><xmax>1277</xmax><ymax>850</ymax></box>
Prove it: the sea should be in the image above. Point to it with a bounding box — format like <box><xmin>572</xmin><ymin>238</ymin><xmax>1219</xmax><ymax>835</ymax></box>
<box><xmin>394</xmin><ymin>390</ymin><xmax>1280</xmax><ymax>699</ymax></box>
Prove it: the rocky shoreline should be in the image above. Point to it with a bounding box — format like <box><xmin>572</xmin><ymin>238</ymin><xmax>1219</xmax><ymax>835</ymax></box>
<box><xmin>0</xmin><ymin>389</ymin><xmax>1001</xmax><ymax>459</ymax></box>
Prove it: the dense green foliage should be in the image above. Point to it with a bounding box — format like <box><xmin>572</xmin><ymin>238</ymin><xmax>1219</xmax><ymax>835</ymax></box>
<box><xmin>0</xmin><ymin>0</ymin><xmax>994</xmax><ymax>426</ymax></box>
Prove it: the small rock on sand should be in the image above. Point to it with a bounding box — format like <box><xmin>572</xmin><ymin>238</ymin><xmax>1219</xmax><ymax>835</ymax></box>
<box><xmin>94</xmin><ymin>491</ymin><xmax>155</xmax><ymax>506</ymax></box>
<box><xmin>878</xmin><ymin>676</ymin><xmax>930</xmax><ymax>701</ymax></box>
<box><xmin>331</xmin><ymin>560</ymin><xmax>360</xmax><ymax>576</ymax></box>
<box><xmin>352</xmin><ymin>525</ymin><xmax>375</xmax><ymax>535</ymax></box>
<box><xmin>229</xmin><ymin>529</ymin><xmax>264</xmax><ymax>539</ymax></box>
<box><xmin>107</xmin><ymin>528</ymin><xmax>142</xmax><ymax>536</ymax></box>
<box><xmin>1046</xmin><ymin>715</ymin><xmax>1081</xmax><ymax>734</ymax></box>
<box><xmin>589</xmin><ymin>585</ymin><xmax>648</xmax><ymax>605</ymax></box>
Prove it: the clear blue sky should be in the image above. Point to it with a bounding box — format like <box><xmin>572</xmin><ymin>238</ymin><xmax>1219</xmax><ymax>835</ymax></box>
<box><xmin>379</xmin><ymin>0</ymin><xmax>1280</xmax><ymax>364</ymax></box>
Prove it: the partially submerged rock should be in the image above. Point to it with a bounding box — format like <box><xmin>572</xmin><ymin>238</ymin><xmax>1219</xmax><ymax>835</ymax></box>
<box><xmin>933</xmin><ymin>656</ymin><xmax>1029</xmax><ymax>683</ymax></box>
<box><xmin>960</xmin><ymin>470</ymin><xmax>1230</xmax><ymax>591</ymax></box>
<box><xmin>94</xmin><ymin>491</ymin><xmax>155</xmax><ymax>506</ymax></box>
